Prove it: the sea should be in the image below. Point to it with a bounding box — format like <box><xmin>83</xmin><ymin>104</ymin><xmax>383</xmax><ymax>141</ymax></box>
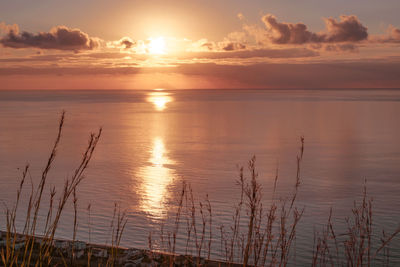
<box><xmin>1</xmin><ymin>89</ymin><xmax>400</xmax><ymax>264</ymax></box>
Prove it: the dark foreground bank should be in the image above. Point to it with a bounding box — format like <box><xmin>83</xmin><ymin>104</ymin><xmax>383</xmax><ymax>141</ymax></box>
<box><xmin>0</xmin><ymin>230</ymin><xmax>240</xmax><ymax>267</ymax></box>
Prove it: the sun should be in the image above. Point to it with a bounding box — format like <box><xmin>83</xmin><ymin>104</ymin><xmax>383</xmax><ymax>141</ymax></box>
<box><xmin>148</xmin><ymin>37</ymin><xmax>166</xmax><ymax>54</ymax></box>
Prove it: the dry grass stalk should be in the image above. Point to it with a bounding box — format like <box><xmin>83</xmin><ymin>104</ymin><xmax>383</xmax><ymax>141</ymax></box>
<box><xmin>311</xmin><ymin>181</ymin><xmax>400</xmax><ymax>266</ymax></box>
<box><xmin>169</xmin><ymin>181</ymin><xmax>186</xmax><ymax>267</ymax></box>
<box><xmin>70</xmin><ymin>188</ymin><xmax>78</xmax><ymax>266</ymax></box>
<box><xmin>1</xmin><ymin>111</ymin><xmax>102</xmax><ymax>267</ymax></box>
<box><xmin>87</xmin><ymin>203</ymin><xmax>92</xmax><ymax>267</ymax></box>
<box><xmin>107</xmin><ymin>203</ymin><xmax>128</xmax><ymax>267</ymax></box>
<box><xmin>206</xmin><ymin>195</ymin><xmax>212</xmax><ymax>262</ymax></box>
<box><xmin>242</xmin><ymin>156</ymin><xmax>262</xmax><ymax>267</ymax></box>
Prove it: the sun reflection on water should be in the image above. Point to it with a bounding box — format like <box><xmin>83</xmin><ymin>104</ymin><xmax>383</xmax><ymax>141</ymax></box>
<box><xmin>147</xmin><ymin>91</ymin><xmax>173</xmax><ymax>111</ymax></box>
<box><xmin>138</xmin><ymin>137</ymin><xmax>175</xmax><ymax>218</ymax></box>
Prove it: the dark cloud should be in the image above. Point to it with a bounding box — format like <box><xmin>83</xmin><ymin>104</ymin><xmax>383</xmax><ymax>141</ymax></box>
<box><xmin>262</xmin><ymin>15</ymin><xmax>322</xmax><ymax>44</ymax></box>
<box><xmin>0</xmin><ymin>25</ymin><xmax>99</xmax><ymax>51</ymax></box>
<box><xmin>120</xmin><ymin>39</ymin><xmax>135</xmax><ymax>49</ymax></box>
<box><xmin>115</xmin><ymin>37</ymin><xmax>136</xmax><ymax>49</ymax></box>
<box><xmin>324</xmin><ymin>43</ymin><xmax>358</xmax><ymax>52</ymax></box>
<box><xmin>324</xmin><ymin>15</ymin><xmax>368</xmax><ymax>42</ymax></box>
<box><xmin>222</xmin><ymin>42</ymin><xmax>246</xmax><ymax>51</ymax></box>
<box><xmin>261</xmin><ymin>14</ymin><xmax>368</xmax><ymax>44</ymax></box>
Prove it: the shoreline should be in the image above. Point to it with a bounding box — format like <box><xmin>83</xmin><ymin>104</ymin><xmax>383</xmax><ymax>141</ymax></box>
<box><xmin>0</xmin><ymin>230</ymin><xmax>239</xmax><ymax>266</ymax></box>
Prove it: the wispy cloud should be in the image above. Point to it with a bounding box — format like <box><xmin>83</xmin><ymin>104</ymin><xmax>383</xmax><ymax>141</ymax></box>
<box><xmin>2</xmin><ymin>61</ymin><xmax>400</xmax><ymax>89</ymax></box>
<box><xmin>371</xmin><ymin>25</ymin><xmax>400</xmax><ymax>43</ymax></box>
<box><xmin>178</xmin><ymin>48</ymin><xmax>319</xmax><ymax>60</ymax></box>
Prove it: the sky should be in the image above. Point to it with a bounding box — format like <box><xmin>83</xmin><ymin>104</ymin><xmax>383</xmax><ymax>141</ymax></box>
<box><xmin>1</xmin><ymin>0</ymin><xmax>400</xmax><ymax>89</ymax></box>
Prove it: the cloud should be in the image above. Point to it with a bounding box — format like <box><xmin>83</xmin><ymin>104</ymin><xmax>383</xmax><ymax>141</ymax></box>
<box><xmin>372</xmin><ymin>25</ymin><xmax>400</xmax><ymax>43</ymax></box>
<box><xmin>119</xmin><ymin>38</ymin><xmax>135</xmax><ymax>49</ymax></box>
<box><xmin>181</xmin><ymin>48</ymin><xmax>319</xmax><ymax>59</ymax></box>
<box><xmin>323</xmin><ymin>15</ymin><xmax>368</xmax><ymax>42</ymax></box>
<box><xmin>0</xmin><ymin>22</ymin><xmax>19</xmax><ymax>36</ymax></box>
<box><xmin>0</xmin><ymin>51</ymin><xmax>134</xmax><ymax>64</ymax></box>
<box><xmin>262</xmin><ymin>15</ymin><xmax>322</xmax><ymax>44</ymax></box>
<box><xmin>323</xmin><ymin>43</ymin><xmax>358</xmax><ymax>52</ymax></box>
<box><xmin>222</xmin><ymin>42</ymin><xmax>246</xmax><ymax>51</ymax></box>
<box><xmin>201</xmin><ymin>42</ymin><xmax>214</xmax><ymax>50</ymax></box>
<box><xmin>0</xmin><ymin>54</ymin><xmax>69</xmax><ymax>63</ymax></box>
<box><xmin>188</xmin><ymin>38</ymin><xmax>247</xmax><ymax>52</ymax></box>
<box><xmin>107</xmin><ymin>37</ymin><xmax>136</xmax><ymax>49</ymax></box>
<box><xmin>0</xmin><ymin>24</ymin><xmax>100</xmax><ymax>51</ymax></box>
<box><xmin>2</xmin><ymin>61</ymin><xmax>399</xmax><ymax>89</ymax></box>
<box><xmin>261</xmin><ymin>14</ymin><xmax>368</xmax><ymax>45</ymax></box>
<box><xmin>388</xmin><ymin>26</ymin><xmax>400</xmax><ymax>42</ymax></box>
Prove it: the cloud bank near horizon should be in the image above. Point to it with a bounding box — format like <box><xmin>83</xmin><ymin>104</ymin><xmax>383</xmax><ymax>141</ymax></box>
<box><xmin>2</xmin><ymin>13</ymin><xmax>400</xmax><ymax>54</ymax></box>
<box><xmin>1</xmin><ymin>13</ymin><xmax>400</xmax><ymax>89</ymax></box>
<box><xmin>1</xmin><ymin>61</ymin><xmax>400</xmax><ymax>89</ymax></box>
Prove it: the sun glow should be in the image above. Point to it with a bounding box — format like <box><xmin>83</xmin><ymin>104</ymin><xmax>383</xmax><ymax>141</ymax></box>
<box><xmin>148</xmin><ymin>37</ymin><xmax>166</xmax><ymax>54</ymax></box>
<box><xmin>147</xmin><ymin>91</ymin><xmax>173</xmax><ymax>111</ymax></box>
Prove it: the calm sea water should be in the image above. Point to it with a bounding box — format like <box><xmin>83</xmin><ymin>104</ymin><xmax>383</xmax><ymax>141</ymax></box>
<box><xmin>1</xmin><ymin>89</ymin><xmax>400</xmax><ymax>264</ymax></box>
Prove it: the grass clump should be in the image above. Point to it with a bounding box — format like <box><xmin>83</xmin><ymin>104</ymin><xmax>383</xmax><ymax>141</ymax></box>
<box><xmin>0</xmin><ymin>112</ymin><xmax>127</xmax><ymax>267</ymax></box>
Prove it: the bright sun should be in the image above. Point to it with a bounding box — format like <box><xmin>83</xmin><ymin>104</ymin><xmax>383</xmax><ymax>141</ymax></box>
<box><xmin>148</xmin><ymin>37</ymin><xmax>166</xmax><ymax>54</ymax></box>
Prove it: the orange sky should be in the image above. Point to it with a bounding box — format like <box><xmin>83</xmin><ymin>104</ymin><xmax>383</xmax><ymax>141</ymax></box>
<box><xmin>1</xmin><ymin>1</ymin><xmax>400</xmax><ymax>89</ymax></box>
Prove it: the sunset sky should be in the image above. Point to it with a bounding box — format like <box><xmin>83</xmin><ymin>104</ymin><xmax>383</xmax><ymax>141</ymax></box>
<box><xmin>1</xmin><ymin>0</ymin><xmax>400</xmax><ymax>89</ymax></box>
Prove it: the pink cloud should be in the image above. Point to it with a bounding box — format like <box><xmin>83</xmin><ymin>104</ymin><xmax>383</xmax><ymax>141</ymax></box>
<box><xmin>372</xmin><ymin>25</ymin><xmax>400</xmax><ymax>43</ymax></box>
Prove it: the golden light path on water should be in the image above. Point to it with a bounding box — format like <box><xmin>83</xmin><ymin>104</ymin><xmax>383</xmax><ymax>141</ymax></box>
<box><xmin>137</xmin><ymin>90</ymin><xmax>175</xmax><ymax>218</ymax></box>
<box><xmin>147</xmin><ymin>90</ymin><xmax>173</xmax><ymax>111</ymax></box>
<box><xmin>138</xmin><ymin>137</ymin><xmax>175</xmax><ymax>218</ymax></box>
